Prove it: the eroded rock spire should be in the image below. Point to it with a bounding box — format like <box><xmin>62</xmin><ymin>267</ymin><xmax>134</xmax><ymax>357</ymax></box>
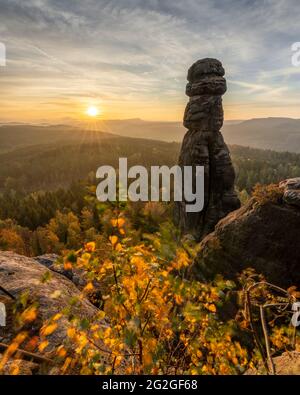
<box><xmin>177</xmin><ymin>58</ymin><xmax>240</xmax><ymax>240</ymax></box>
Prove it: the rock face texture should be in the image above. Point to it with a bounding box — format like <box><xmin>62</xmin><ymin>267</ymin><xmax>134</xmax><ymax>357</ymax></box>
<box><xmin>0</xmin><ymin>251</ymin><xmax>109</xmax><ymax>373</ymax></box>
<box><xmin>177</xmin><ymin>58</ymin><xmax>240</xmax><ymax>240</ymax></box>
<box><xmin>190</xmin><ymin>190</ymin><xmax>300</xmax><ymax>287</ymax></box>
<box><xmin>245</xmin><ymin>351</ymin><xmax>300</xmax><ymax>375</ymax></box>
<box><xmin>35</xmin><ymin>254</ymin><xmax>103</xmax><ymax>308</ymax></box>
<box><xmin>280</xmin><ymin>177</ymin><xmax>300</xmax><ymax>207</ymax></box>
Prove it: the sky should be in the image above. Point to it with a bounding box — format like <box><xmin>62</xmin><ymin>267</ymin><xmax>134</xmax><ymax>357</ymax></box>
<box><xmin>0</xmin><ymin>0</ymin><xmax>300</xmax><ymax>123</ymax></box>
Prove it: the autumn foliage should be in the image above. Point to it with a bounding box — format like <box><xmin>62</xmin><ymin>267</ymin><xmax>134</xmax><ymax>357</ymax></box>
<box><xmin>1</xmin><ymin>198</ymin><xmax>298</xmax><ymax>375</ymax></box>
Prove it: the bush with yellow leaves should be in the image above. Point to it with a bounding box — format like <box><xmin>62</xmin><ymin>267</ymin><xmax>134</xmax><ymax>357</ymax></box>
<box><xmin>3</xmin><ymin>201</ymin><xmax>297</xmax><ymax>375</ymax></box>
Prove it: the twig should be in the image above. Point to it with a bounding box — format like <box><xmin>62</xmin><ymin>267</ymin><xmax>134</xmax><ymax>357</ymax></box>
<box><xmin>111</xmin><ymin>356</ymin><xmax>117</xmax><ymax>374</ymax></box>
<box><xmin>245</xmin><ymin>289</ymin><xmax>269</xmax><ymax>373</ymax></box>
<box><xmin>260</xmin><ymin>306</ymin><xmax>275</xmax><ymax>375</ymax></box>
<box><xmin>86</xmin><ymin>335</ymin><xmax>139</xmax><ymax>357</ymax></box>
<box><xmin>0</xmin><ymin>285</ymin><xmax>16</xmax><ymax>300</ymax></box>
<box><xmin>139</xmin><ymin>280</ymin><xmax>152</xmax><ymax>304</ymax></box>
<box><xmin>0</xmin><ymin>342</ymin><xmax>54</xmax><ymax>365</ymax></box>
<box><xmin>141</xmin><ymin>315</ymin><xmax>151</xmax><ymax>336</ymax></box>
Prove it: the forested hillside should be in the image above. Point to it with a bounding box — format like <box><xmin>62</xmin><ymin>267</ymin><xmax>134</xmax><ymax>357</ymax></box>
<box><xmin>1</xmin><ymin>131</ymin><xmax>300</xmax><ymax>257</ymax></box>
<box><xmin>1</xmin><ymin>133</ymin><xmax>300</xmax><ymax>193</ymax></box>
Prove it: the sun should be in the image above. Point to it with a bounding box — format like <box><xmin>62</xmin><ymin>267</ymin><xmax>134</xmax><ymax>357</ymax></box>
<box><xmin>86</xmin><ymin>106</ymin><xmax>100</xmax><ymax>117</ymax></box>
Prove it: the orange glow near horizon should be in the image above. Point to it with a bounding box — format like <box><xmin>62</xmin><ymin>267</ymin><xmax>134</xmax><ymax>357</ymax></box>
<box><xmin>1</xmin><ymin>97</ymin><xmax>300</xmax><ymax>124</ymax></box>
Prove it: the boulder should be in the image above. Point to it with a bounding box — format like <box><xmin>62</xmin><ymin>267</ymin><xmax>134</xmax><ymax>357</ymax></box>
<box><xmin>35</xmin><ymin>254</ymin><xmax>103</xmax><ymax>307</ymax></box>
<box><xmin>0</xmin><ymin>251</ymin><xmax>109</xmax><ymax>373</ymax></box>
<box><xmin>245</xmin><ymin>351</ymin><xmax>300</xmax><ymax>375</ymax></box>
<box><xmin>280</xmin><ymin>177</ymin><xmax>300</xmax><ymax>207</ymax></box>
<box><xmin>190</xmin><ymin>193</ymin><xmax>300</xmax><ymax>287</ymax></box>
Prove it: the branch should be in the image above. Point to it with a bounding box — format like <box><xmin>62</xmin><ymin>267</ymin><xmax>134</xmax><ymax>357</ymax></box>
<box><xmin>0</xmin><ymin>285</ymin><xmax>16</xmax><ymax>300</ymax></box>
<box><xmin>139</xmin><ymin>280</ymin><xmax>152</xmax><ymax>304</ymax></box>
<box><xmin>0</xmin><ymin>342</ymin><xmax>54</xmax><ymax>365</ymax></box>
<box><xmin>260</xmin><ymin>305</ymin><xmax>275</xmax><ymax>375</ymax></box>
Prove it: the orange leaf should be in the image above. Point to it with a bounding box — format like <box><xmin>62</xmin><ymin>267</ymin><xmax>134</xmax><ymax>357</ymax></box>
<box><xmin>64</xmin><ymin>261</ymin><xmax>73</xmax><ymax>270</ymax></box>
<box><xmin>109</xmin><ymin>235</ymin><xmax>118</xmax><ymax>247</ymax></box>
<box><xmin>40</xmin><ymin>323</ymin><xmax>58</xmax><ymax>336</ymax></box>
<box><xmin>85</xmin><ymin>242</ymin><xmax>96</xmax><ymax>252</ymax></box>
<box><xmin>83</xmin><ymin>282</ymin><xmax>94</xmax><ymax>292</ymax></box>
<box><xmin>38</xmin><ymin>340</ymin><xmax>49</xmax><ymax>352</ymax></box>
<box><xmin>117</xmin><ymin>218</ymin><xmax>125</xmax><ymax>228</ymax></box>
<box><xmin>21</xmin><ymin>306</ymin><xmax>37</xmax><ymax>323</ymax></box>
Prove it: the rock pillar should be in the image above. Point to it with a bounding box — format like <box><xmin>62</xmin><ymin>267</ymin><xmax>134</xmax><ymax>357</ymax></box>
<box><xmin>177</xmin><ymin>58</ymin><xmax>240</xmax><ymax>240</ymax></box>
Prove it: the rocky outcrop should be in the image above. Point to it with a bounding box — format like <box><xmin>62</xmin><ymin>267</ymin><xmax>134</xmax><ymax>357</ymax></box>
<box><xmin>177</xmin><ymin>58</ymin><xmax>240</xmax><ymax>240</ymax></box>
<box><xmin>35</xmin><ymin>254</ymin><xmax>85</xmax><ymax>287</ymax></box>
<box><xmin>0</xmin><ymin>251</ymin><xmax>109</xmax><ymax>373</ymax></box>
<box><xmin>245</xmin><ymin>351</ymin><xmax>300</xmax><ymax>375</ymax></box>
<box><xmin>190</xmin><ymin>187</ymin><xmax>300</xmax><ymax>287</ymax></box>
<box><xmin>280</xmin><ymin>177</ymin><xmax>300</xmax><ymax>207</ymax></box>
<box><xmin>35</xmin><ymin>254</ymin><xmax>103</xmax><ymax>307</ymax></box>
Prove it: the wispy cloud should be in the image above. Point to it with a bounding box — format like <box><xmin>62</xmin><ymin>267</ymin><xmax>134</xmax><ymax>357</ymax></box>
<box><xmin>0</xmin><ymin>0</ymin><xmax>300</xmax><ymax>121</ymax></box>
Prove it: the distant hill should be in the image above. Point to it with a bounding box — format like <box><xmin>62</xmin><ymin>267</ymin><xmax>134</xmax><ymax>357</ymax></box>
<box><xmin>95</xmin><ymin>119</ymin><xmax>184</xmax><ymax>142</ymax></box>
<box><xmin>98</xmin><ymin>117</ymin><xmax>300</xmax><ymax>152</ymax></box>
<box><xmin>0</xmin><ymin>124</ymin><xmax>115</xmax><ymax>153</ymax></box>
<box><xmin>1</xmin><ymin>129</ymin><xmax>300</xmax><ymax>194</ymax></box>
<box><xmin>0</xmin><ymin>134</ymin><xmax>180</xmax><ymax>191</ymax></box>
<box><xmin>222</xmin><ymin>117</ymin><xmax>300</xmax><ymax>152</ymax></box>
<box><xmin>1</xmin><ymin>117</ymin><xmax>300</xmax><ymax>152</ymax></box>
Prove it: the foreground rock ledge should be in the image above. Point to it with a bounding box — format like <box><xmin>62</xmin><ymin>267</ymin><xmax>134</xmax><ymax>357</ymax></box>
<box><xmin>0</xmin><ymin>251</ymin><xmax>110</xmax><ymax>373</ymax></box>
<box><xmin>190</xmin><ymin>196</ymin><xmax>300</xmax><ymax>287</ymax></box>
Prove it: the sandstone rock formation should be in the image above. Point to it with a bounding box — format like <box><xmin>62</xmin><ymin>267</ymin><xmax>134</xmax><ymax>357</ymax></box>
<box><xmin>280</xmin><ymin>177</ymin><xmax>300</xmax><ymax>207</ymax></box>
<box><xmin>177</xmin><ymin>58</ymin><xmax>240</xmax><ymax>240</ymax></box>
<box><xmin>0</xmin><ymin>251</ymin><xmax>109</xmax><ymax>373</ymax></box>
<box><xmin>245</xmin><ymin>351</ymin><xmax>300</xmax><ymax>375</ymax></box>
<box><xmin>35</xmin><ymin>254</ymin><xmax>103</xmax><ymax>308</ymax></box>
<box><xmin>190</xmin><ymin>186</ymin><xmax>300</xmax><ymax>287</ymax></box>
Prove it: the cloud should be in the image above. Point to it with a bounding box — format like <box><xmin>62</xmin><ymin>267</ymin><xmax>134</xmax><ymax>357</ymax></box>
<box><xmin>0</xmin><ymin>0</ymin><xmax>300</xmax><ymax>121</ymax></box>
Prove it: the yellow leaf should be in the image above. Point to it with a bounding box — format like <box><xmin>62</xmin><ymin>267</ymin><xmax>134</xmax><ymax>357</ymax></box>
<box><xmin>56</xmin><ymin>345</ymin><xmax>67</xmax><ymax>358</ymax></box>
<box><xmin>117</xmin><ymin>218</ymin><xmax>125</xmax><ymax>228</ymax></box>
<box><xmin>26</xmin><ymin>336</ymin><xmax>39</xmax><ymax>351</ymax></box>
<box><xmin>97</xmin><ymin>311</ymin><xmax>106</xmax><ymax>320</ymax></box>
<box><xmin>143</xmin><ymin>350</ymin><xmax>153</xmax><ymax>367</ymax></box>
<box><xmin>40</xmin><ymin>323</ymin><xmax>58</xmax><ymax>336</ymax></box>
<box><xmin>61</xmin><ymin>357</ymin><xmax>72</xmax><ymax>374</ymax></box>
<box><xmin>10</xmin><ymin>362</ymin><xmax>20</xmax><ymax>375</ymax></box>
<box><xmin>83</xmin><ymin>282</ymin><xmax>94</xmax><ymax>292</ymax></box>
<box><xmin>115</xmin><ymin>243</ymin><xmax>123</xmax><ymax>251</ymax></box>
<box><xmin>14</xmin><ymin>332</ymin><xmax>27</xmax><ymax>346</ymax></box>
<box><xmin>174</xmin><ymin>294</ymin><xmax>183</xmax><ymax>305</ymax></box>
<box><xmin>21</xmin><ymin>306</ymin><xmax>37</xmax><ymax>323</ymax></box>
<box><xmin>110</xmin><ymin>219</ymin><xmax>118</xmax><ymax>227</ymax></box>
<box><xmin>38</xmin><ymin>340</ymin><xmax>49</xmax><ymax>352</ymax></box>
<box><xmin>109</xmin><ymin>235</ymin><xmax>118</xmax><ymax>246</ymax></box>
<box><xmin>208</xmin><ymin>304</ymin><xmax>217</xmax><ymax>313</ymax></box>
<box><xmin>85</xmin><ymin>241</ymin><xmax>96</xmax><ymax>252</ymax></box>
<box><xmin>52</xmin><ymin>313</ymin><xmax>62</xmax><ymax>321</ymax></box>
<box><xmin>67</xmin><ymin>327</ymin><xmax>76</xmax><ymax>339</ymax></box>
